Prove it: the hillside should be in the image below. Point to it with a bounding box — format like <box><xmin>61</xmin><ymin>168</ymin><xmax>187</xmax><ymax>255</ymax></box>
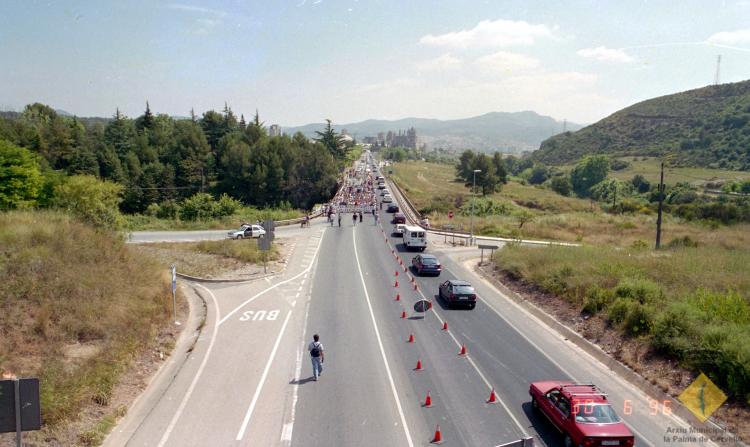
<box><xmin>283</xmin><ymin>111</ymin><xmax>582</xmax><ymax>153</ymax></box>
<box><xmin>0</xmin><ymin>211</ymin><xmax>174</xmax><ymax>444</ymax></box>
<box><xmin>534</xmin><ymin>80</ymin><xmax>750</xmax><ymax>169</ymax></box>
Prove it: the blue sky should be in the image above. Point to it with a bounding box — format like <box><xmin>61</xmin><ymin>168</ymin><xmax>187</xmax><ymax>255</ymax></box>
<box><xmin>2</xmin><ymin>0</ymin><xmax>750</xmax><ymax>126</ymax></box>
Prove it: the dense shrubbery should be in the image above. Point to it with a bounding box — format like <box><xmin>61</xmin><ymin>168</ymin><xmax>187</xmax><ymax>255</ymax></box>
<box><xmin>496</xmin><ymin>244</ymin><xmax>750</xmax><ymax>403</ymax></box>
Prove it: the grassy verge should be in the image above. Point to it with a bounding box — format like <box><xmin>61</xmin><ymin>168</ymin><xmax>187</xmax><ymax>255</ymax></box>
<box><xmin>560</xmin><ymin>156</ymin><xmax>750</xmax><ymax>187</ymax></box>
<box><xmin>494</xmin><ymin>244</ymin><xmax>750</xmax><ymax>403</ymax></box>
<box><xmin>0</xmin><ymin>211</ymin><xmax>174</xmax><ymax>443</ymax></box>
<box><xmin>391</xmin><ymin>160</ymin><xmax>750</xmax><ymax>247</ymax></box>
<box><xmin>142</xmin><ymin>240</ymin><xmax>280</xmax><ymax>278</ymax></box>
<box><xmin>123</xmin><ymin>206</ymin><xmax>303</xmax><ymax>231</ymax></box>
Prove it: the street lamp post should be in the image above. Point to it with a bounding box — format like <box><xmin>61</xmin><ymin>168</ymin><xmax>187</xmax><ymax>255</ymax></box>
<box><xmin>470</xmin><ymin>169</ymin><xmax>481</xmax><ymax>246</ymax></box>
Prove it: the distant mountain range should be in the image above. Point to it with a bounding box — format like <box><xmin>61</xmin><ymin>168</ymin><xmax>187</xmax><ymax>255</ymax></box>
<box><xmin>534</xmin><ymin>80</ymin><xmax>750</xmax><ymax>170</ymax></box>
<box><xmin>283</xmin><ymin>111</ymin><xmax>582</xmax><ymax>154</ymax></box>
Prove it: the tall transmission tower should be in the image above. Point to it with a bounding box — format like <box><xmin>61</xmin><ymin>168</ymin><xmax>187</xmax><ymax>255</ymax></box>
<box><xmin>714</xmin><ymin>55</ymin><xmax>722</xmax><ymax>85</ymax></box>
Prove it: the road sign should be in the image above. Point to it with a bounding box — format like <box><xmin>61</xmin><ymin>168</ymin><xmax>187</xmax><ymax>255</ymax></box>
<box><xmin>448</xmin><ymin>211</ymin><xmax>454</xmax><ymax>219</ymax></box>
<box><xmin>0</xmin><ymin>378</ymin><xmax>41</xmax><ymax>434</ymax></box>
<box><xmin>413</xmin><ymin>300</ymin><xmax>432</xmax><ymax>313</ymax></box>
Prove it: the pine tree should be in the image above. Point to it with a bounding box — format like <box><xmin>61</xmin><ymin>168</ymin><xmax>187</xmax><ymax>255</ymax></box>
<box><xmin>239</xmin><ymin>114</ymin><xmax>247</xmax><ymax>129</ymax></box>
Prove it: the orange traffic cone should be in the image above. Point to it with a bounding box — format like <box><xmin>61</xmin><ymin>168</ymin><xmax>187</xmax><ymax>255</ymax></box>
<box><xmin>395</xmin><ymin>293</ymin><xmax>400</xmax><ymax>301</ymax></box>
<box><xmin>415</xmin><ymin>359</ymin><xmax>423</xmax><ymax>371</ymax></box>
<box><xmin>395</xmin><ymin>270</ymin><xmax>399</xmax><ymax>277</ymax></box>
<box><xmin>394</xmin><ymin>280</ymin><xmax>399</xmax><ymax>287</ymax></box>
<box><xmin>442</xmin><ymin>321</ymin><xmax>448</xmax><ymax>331</ymax></box>
<box><xmin>487</xmin><ymin>388</ymin><xmax>498</xmax><ymax>404</ymax></box>
<box><xmin>413</xmin><ymin>283</ymin><xmax>418</xmax><ymax>291</ymax></box>
<box><xmin>399</xmin><ymin>258</ymin><xmax>403</xmax><ymax>265</ymax></box>
<box><xmin>459</xmin><ymin>344</ymin><xmax>467</xmax><ymax>356</ymax></box>
<box><xmin>408</xmin><ymin>333</ymin><xmax>415</xmax><ymax>343</ymax></box>
<box><xmin>423</xmin><ymin>391</ymin><xmax>432</xmax><ymax>407</ymax></box>
<box><xmin>401</xmin><ymin>310</ymin><xmax>407</xmax><ymax>319</ymax></box>
<box><xmin>431</xmin><ymin>424</ymin><xmax>442</xmax><ymax>443</ymax></box>
<box><xmin>403</xmin><ymin>265</ymin><xmax>408</xmax><ymax>272</ymax></box>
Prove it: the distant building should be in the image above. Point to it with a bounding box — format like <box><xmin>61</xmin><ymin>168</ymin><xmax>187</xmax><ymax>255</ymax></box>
<box><xmin>377</xmin><ymin>132</ymin><xmax>385</xmax><ymax>145</ymax></box>
<box><xmin>269</xmin><ymin>124</ymin><xmax>281</xmax><ymax>137</ymax></box>
<box><xmin>363</xmin><ymin>136</ymin><xmax>378</xmax><ymax>145</ymax></box>
<box><xmin>389</xmin><ymin>127</ymin><xmax>417</xmax><ymax>149</ymax></box>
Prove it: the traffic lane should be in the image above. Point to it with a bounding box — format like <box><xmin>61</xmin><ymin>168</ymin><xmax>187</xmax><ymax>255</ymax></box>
<box><xmin>422</xmin><ymin>249</ymin><xmax>657</xmax><ymax>447</ymax></box>
<box><xmin>291</xmin><ymin>224</ymin><xmax>411</xmax><ymax>447</ymax></box>
<box><xmin>124</xmin><ymin>283</ymin><xmax>221</xmax><ymax>446</ymax></box>
<box><xmin>127</xmin><ymin>218</ymin><xmax>327</xmax><ymax>243</ymax></box>
<box><xmin>361</xmin><ymin>222</ymin><xmax>528</xmax><ymax>445</ymax></box>
<box><xmin>381</xmin><ymin>223</ymin><xmax>646</xmax><ymax>447</ymax></box>
<box><xmin>440</xmin><ymin>253</ymin><xmax>703</xmax><ymax>446</ymax></box>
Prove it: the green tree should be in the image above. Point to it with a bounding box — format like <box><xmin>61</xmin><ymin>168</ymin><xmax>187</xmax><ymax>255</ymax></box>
<box><xmin>570</xmin><ymin>155</ymin><xmax>610</xmax><ymax>197</ymax></box>
<box><xmin>550</xmin><ymin>175</ymin><xmax>572</xmax><ymax>196</ymax></box>
<box><xmin>104</xmin><ymin>108</ymin><xmax>137</xmax><ymax>157</ymax></box>
<box><xmin>53</xmin><ymin>175</ymin><xmax>124</xmax><ymax>228</ymax></box>
<box><xmin>315</xmin><ymin>119</ymin><xmax>346</xmax><ymax>159</ymax></box>
<box><xmin>0</xmin><ymin>140</ymin><xmax>43</xmax><ymax>209</ymax></box>
<box><xmin>492</xmin><ymin>152</ymin><xmax>508</xmax><ymax>185</ymax></box>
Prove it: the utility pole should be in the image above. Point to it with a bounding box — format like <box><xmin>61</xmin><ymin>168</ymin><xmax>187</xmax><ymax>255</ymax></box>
<box><xmin>470</xmin><ymin>169</ymin><xmax>481</xmax><ymax>246</ymax></box>
<box><xmin>655</xmin><ymin>162</ymin><xmax>665</xmax><ymax>249</ymax></box>
<box><xmin>714</xmin><ymin>55</ymin><xmax>722</xmax><ymax>85</ymax></box>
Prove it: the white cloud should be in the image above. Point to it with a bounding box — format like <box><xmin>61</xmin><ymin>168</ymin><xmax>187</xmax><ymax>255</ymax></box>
<box><xmin>577</xmin><ymin>46</ymin><xmax>634</xmax><ymax>63</ymax></box>
<box><xmin>415</xmin><ymin>54</ymin><xmax>463</xmax><ymax>71</ymax></box>
<box><xmin>167</xmin><ymin>4</ymin><xmax>227</xmax><ymax>17</ymax></box>
<box><xmin>419</xmin><ymin>19</ymin><xmax>556</xmax><ymax>49</ymax></box>
<box><xmin>474</xmin><ymin>51</ymin><xmax>540</xmax><ymax>73</ymax></box>
<box><xmin>706</xmin><ymin>28</ymin><xmax>750</xmax><ymax>45</ymax></box>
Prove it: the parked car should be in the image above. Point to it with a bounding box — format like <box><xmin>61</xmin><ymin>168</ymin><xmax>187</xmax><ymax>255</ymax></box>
<box><xmin>412</xmin><ymin>254</ymin><xmax>441</xmax><ymax>276</ymax></box>
<box><xmin>380</xmin><ymin>189</ymin><xmax>389</xmax><ymax>196</ymax></box>
<box><xmin>392</xmin><ymin>212</ymin><xmax>406</xmax><ymax>224</ymax></box>
<box><xmin>382</xmin><ymin>195</ymin><xmax>393</xmax><ymax>203</ymax></box>
<box><xmin>529</xmin><ymin>382</ymin><xmax>634</xmax><ymax>447</ymax></box>
<box><xmin>377</xmin><ymin>183</ymin><xmax>386</xmax><ymax>189</ymax></box>
<box><xmin>386</xmin><ymin>204</ymin><xmax>400</xmax><ymax>213</ymax></box>
<box><xmin>228</xmin><ymin>224</ymin><xmax>266</xmax><ymax>239</ymax></box>
<box><xmin>438</xmin><ymin>280</ymin><xmax>477</xmax><ymax>309</ymax></box>
<box><xmin>393</xmin><ymin>223</ymin><xmax>407</xmax><ymax>237</ymax></box>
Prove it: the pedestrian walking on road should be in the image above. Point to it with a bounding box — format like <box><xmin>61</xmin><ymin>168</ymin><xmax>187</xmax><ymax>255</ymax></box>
<box><xmin>338</xmin><ymin>214</ymin><xmax>341</xmax><ymax>227</ymax></box>
<box><xmin>352</xmin><ymin>213</ymin><xmax>357</xmax><ymax>226</ymax></box>
<box><xmin>330</xmin><ymin>212</ymin><xmax>336</xmax><ymax>227</ymax></box>
<box><xmin>359</xmin><ymin>212</ymin><xmax>363</xmax><ymax>223</ymax></box>
<box><xmin>309</xmin><ymin>334</ymin><xmax>324</xmax><ymax>381</ymax></box>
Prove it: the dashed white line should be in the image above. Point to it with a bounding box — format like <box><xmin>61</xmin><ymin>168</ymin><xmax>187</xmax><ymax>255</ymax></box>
<box><xmin>353</xmin><ymin>230</ymin><xmax>415</xmax><ymax>447</ymax></box>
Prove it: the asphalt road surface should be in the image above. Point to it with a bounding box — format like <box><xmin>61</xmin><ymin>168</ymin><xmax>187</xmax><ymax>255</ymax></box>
<box><xmin>112</xmin><ymin>196</ymin><xmax>710</xmax><ymax>446</ymax></box>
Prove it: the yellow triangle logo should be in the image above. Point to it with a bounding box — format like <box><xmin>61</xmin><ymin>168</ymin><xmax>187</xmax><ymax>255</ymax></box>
<box><xmin>678</xmin><ymin>373</ymin><xmax>727</xmax><ymax>422</ymax></box>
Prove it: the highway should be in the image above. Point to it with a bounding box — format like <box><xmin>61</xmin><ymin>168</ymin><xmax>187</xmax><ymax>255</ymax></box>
<box><xmin>109</xmin><ymin>160</ymin><xmax>710</xmax><ymax>447</ymax></box>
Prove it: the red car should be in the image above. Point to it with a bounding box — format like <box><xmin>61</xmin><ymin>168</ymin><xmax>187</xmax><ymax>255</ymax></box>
<box><xmin>529</xmin><ymin>381</ymin><xmax>634</xmax><ymax>447</ymax></box>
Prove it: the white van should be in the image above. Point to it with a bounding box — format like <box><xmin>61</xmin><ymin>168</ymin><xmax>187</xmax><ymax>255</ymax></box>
<box><xmin>402</xmin><ymin>225</ymin><xmax>427</xmax><ymax>251</ymax></box>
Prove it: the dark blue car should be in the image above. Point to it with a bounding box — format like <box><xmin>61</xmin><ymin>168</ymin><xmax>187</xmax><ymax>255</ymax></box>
<box><xmin>412</xmin><ymin>254</ymin><xmax>442</xmax><ymax>276</ymax></box>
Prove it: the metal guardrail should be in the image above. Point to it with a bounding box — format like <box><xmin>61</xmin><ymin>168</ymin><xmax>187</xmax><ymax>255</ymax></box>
<box><xmin>387</xmin><ymin>173</ymin><xmax>580</xmax><ymax>247</ymax></box>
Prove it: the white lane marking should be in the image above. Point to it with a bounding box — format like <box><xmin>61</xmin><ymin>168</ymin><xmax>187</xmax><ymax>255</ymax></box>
<box><xmin>353</xmin><ymin>230</ymin><xmax>415</xmax><ymax>447</ymax></box>
<box><xmin>157</xmin><ymin>284</ymin><xmax>220</xmax><ymax>447</ymax></box>
<box><xmin>236</xmin><ymin>309</ymin><xmax>293</xmax><ymax>441</ymax></box>
<box><xmin>281</xmin><ymin>284</ymin><xmax>315</xmax><ymax>445</ymax></box>
<box><xmin>411</xmin><ymin>283</ymin><xmax>528</xmax><ymax>437</ymax></box>
<box><xmin>219</xmin><ymin>232</ymin><xmax>324</xmax><ymax>326</ymax></box>
<box><xmin>295</xmin><ymin>292</ymin><xmax>300</xmax><ymax>298</ymax></box>
<box><xmin>452</xmin><ymin>263</ymin><xmax>657</xmax><ymax>447</ymax></box>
